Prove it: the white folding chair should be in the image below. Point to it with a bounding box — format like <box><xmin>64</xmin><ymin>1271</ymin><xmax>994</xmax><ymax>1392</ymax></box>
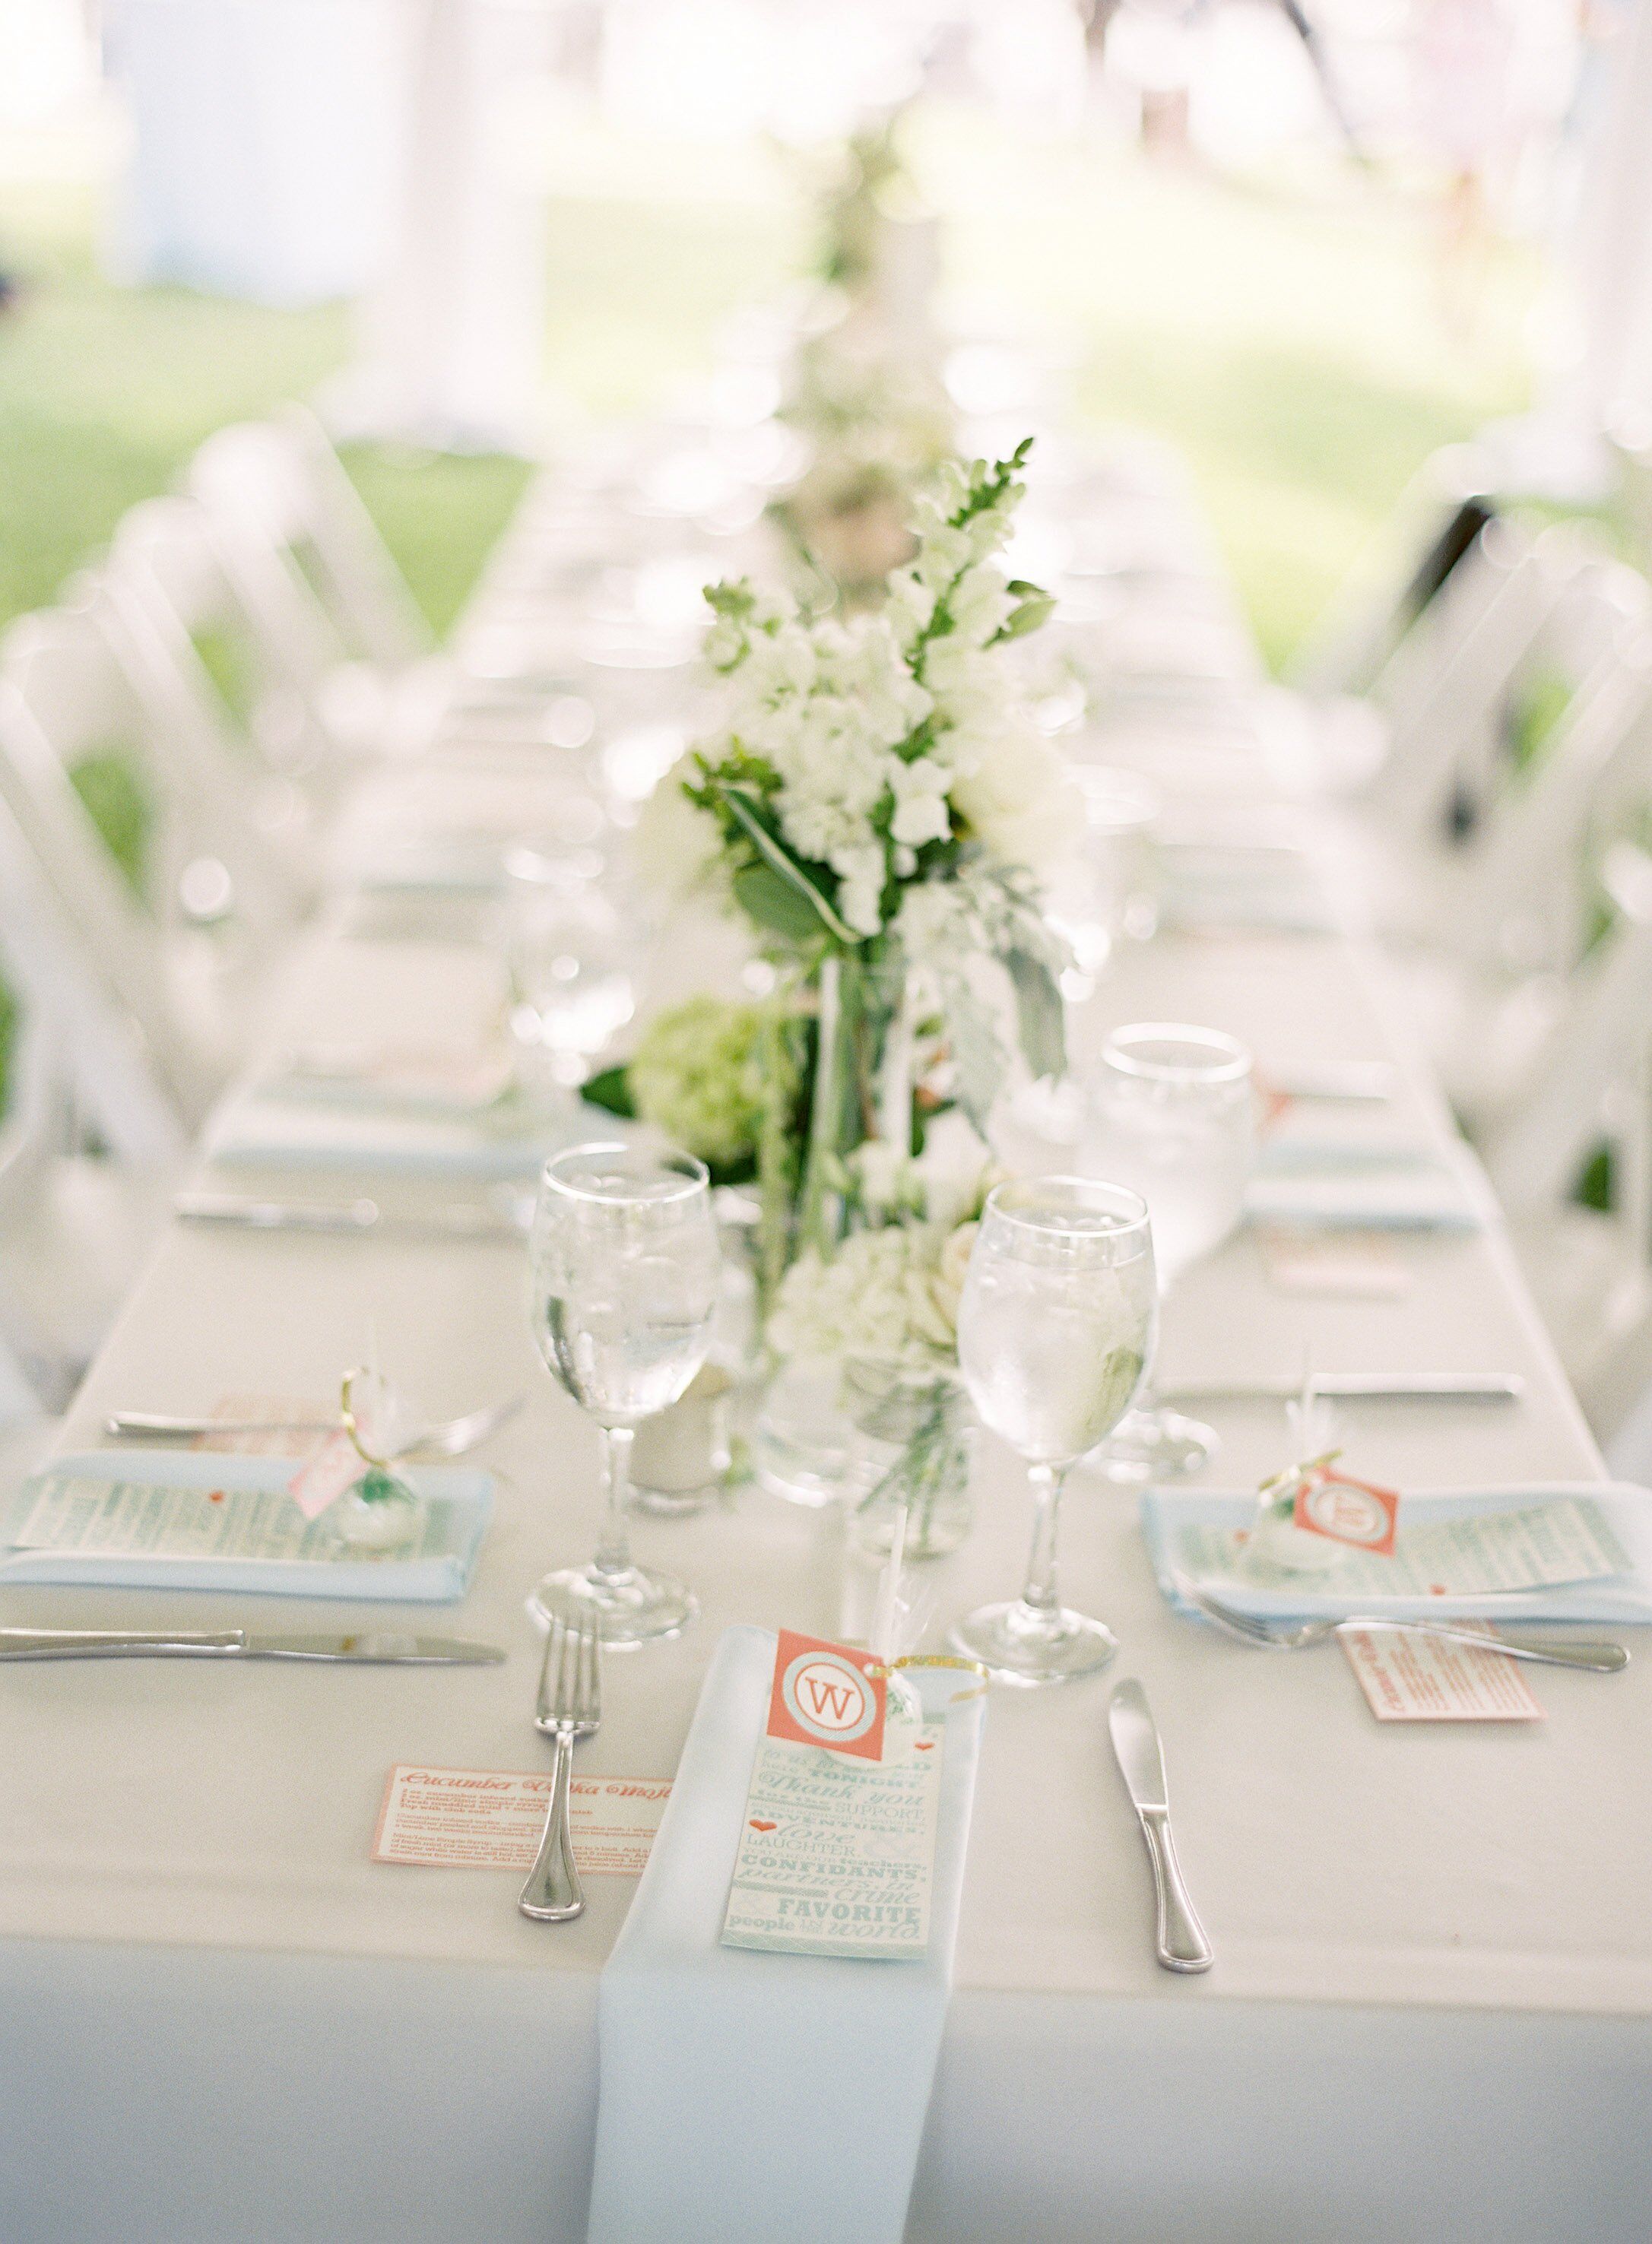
<box><xmin>0</xmin><ymin>795</ymin><xmax>182</xmax><ymax>1401</ymax></box>
<box><xmin>1471</xmin><ymin>843</ymin><xmax>1652</xmax><ymax>1414</ymax></box>
<box><xmin>4</xmin><ymin>589</ymin><xmax>308</xmax><ymax>948</ymax></box>
<box><xmin>0</xmin><ymin>680</ymin><xmax>239</xmax><ymax>1126</ymax></box>
<box><xmin>1289</xmin><ymin>442</ymin><xmax>1500</xmax><ymax>701</ymax></box>
<box><xmin>1362</xmin><ymin>518</ymin><xmax>1563</xmax><ymax>835</ymax></box>
<box><xmin>108</xmin><ymin>493</ymin><xmax>342</xmax><ymax>794</ymax></box>
<box><xmin>187</xmin><ymin>416</ymin><xmax>438</xmax><ymax>763</ymax></box>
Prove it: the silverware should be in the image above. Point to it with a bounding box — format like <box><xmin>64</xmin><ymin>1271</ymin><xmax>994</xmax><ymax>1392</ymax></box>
<box><xmin>1173</xmin><ymin>1577</ymin><xmax>1628</xmax><ymax>1672</ymax></box>
<box><xmin>1107</xmin><ymin>1678</ymin><xmax>1213</xmax><ymax>1976</ymax></box>
<box><xmin>104</xmin><ymin>1395</ymin><xmax>525</xmax><ymax>1460</ymax></box>
<box><xmin>1265</xmin><ymin>1064</ymin><xmax>1395</xmax><ymax>1104</ymax></box>
<box><xmin>520</xmin><ymin>1613</ymin><xmax>601</xmax><ymax>1923</ymax></box>
<box><xmin>174</xmin><ymin>1192</ymin><xmax>525</xmax><ymax>1242</ymax></box>
<box><xmin>0</xmin><ymin>1628</ymin><xmax>506</xmax><ymax>1664</ymax></box>
<box><xmin>1159</xmin><ymin>1372</ymin><xmax>1524</xmax><ymax>1404</ymax></box>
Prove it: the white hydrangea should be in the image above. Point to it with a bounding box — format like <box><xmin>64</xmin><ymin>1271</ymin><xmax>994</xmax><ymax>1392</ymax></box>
<box><xmin>769</xmin><ymin>1221</ymin><xmax>973</xmax><ymax>1368</ymax></box>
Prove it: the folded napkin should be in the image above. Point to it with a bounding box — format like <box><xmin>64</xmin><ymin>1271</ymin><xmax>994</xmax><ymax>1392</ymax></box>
<box><xmin>205</xmin><ymin>1089</ymin><xmax>594</xmax><ymax>1180</ymax></box>
<box><xmin>1141</xmin><ymin>1483</ymin><xmax>1652</xmax><ymax>1624</ymax></box>
<box><xmin>1246</xmin><ymin>1150</ymin><xmax>1488</xmax><ymax>1232</ymax></box>
<box><xmin>586</xmin><ymin>1624</ymin><xmax>985</xmax><ymax>2244</ymax></box>
<box><xmin>2</xmin><ymin>1450</ymin><xmax>493</xmax><ymax>1601</ymax></box>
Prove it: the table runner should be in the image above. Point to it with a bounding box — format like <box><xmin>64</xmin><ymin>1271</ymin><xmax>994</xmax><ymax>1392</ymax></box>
<box><xmin>587</xmin><ymin>1626</ymin><xmax>985</xmax><ymax>2244</ymax></box>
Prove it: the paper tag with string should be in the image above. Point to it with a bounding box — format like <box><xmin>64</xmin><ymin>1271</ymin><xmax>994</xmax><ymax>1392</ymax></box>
<box><xmin>722</xmin><ymin>1626</ymin><xmax>953</xmax><ymax>1961</ymax></box>
<box><xmin>1289</xmin><ymin>1456</ymin><xmax>1401</xmax><ymax>1556</ymax></box>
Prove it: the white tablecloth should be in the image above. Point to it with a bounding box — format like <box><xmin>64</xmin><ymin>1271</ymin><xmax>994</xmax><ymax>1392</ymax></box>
<box><xmin>5</xmin><ymin>892</ymin><xmax>1650</xmax><ymax>2241</ymax></box>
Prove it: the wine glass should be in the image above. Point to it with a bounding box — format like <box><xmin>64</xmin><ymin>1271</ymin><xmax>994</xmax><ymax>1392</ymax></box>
<box><xmin>528</xmin><ymin>1143</ymin><xmax>719</xmax><ymax>1643</ymax></box>
<box><xmin>1046</xmin><ymin>766</ymin><xmax>1160</xmax><ymax>997</ymax></box>
<box><xmin>1082</xmin><ymin>1024</ymin><xmax>1254</xmax><ymax>1482</ymax></box>
<box><xmin>505</xmin><ymin>845</ymin><xmax>637</xmax><ymax>1095</ymax></box>
<box><xmin>950</xmin><ymin>1177</ymin><xmax>1157</xmax><ymax>1685</ymax></box>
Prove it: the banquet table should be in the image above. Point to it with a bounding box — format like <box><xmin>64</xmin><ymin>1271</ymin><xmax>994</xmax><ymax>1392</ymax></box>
<box><xmin>5</xmin><ymin>466</ymin><xmax>1652</xmax><ymax>2244</ymax></box>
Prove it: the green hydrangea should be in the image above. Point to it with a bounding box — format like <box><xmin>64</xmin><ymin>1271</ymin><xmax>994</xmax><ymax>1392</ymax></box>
<box><xmin>627</xmin><ymin>997</ymin><xmax>774</xmax><ymax>1171</ymax></box>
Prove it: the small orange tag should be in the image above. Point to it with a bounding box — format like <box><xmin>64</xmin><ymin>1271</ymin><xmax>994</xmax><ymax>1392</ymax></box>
<box><xmin>1292</xmin><ymin>1464</ymin><xmax>1400</xmax><ymax>1557</ymax></box>
<box><xmin>766</xmin><ymin>1628</ymin><xmax>887</xmax><ymax>1762</ymax></box>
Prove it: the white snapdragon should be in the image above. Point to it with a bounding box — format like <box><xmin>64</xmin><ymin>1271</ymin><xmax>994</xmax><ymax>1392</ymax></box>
<box><xmin>949</xmin><ymin>717</ymin><xmax>1076</xmax><ymax>875</ymax></box>
<box><xmin>633</xmin><ymin>750</ymin><xmax>723</xmax><ymax>902</ymax></box>
<box><xmin>888</xmin><ymin>756</ymin><xmax>953</xmax><ymax>848</ymax></box>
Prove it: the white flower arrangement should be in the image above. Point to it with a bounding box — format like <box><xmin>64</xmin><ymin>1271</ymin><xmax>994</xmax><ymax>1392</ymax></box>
<box><xmin>770</xmin><ymin>1213</ymin><xmax>978</xmax><ymax>1371</ymax></box>
<box><xmin>772</xmin><ymin>334</ymin><xmax>955</xmax><ymax>597</ymax></box>
<box><xmin>677</xmin><ymin>442</ymin><xmax>1066</xmax><ymax>935</ymax></box>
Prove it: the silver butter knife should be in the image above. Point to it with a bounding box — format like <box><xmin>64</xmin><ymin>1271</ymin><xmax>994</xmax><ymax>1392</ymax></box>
<box><xmin>174</xmin><ymin>1193</ymin><xmax>523</xmax><ymax>1242</ymax></box>
<box><xmin>0</xmin><ymin>1628</ymin><xmax>506</xmax><ymax>1664</ymax></box>
<box><xmin>1160</xmin><ymin>1372</ymin><xmax>1524</xmax><ymax>1404</ymax></box>
<box><xmin>1108</xmin><ymin>1678</ymin><xmax>1213</xmax><ymax>1975</ymax></box>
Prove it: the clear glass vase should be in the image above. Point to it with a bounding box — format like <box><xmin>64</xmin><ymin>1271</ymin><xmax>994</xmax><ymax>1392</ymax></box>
<box><xmin>843</xmin><ymin>1358</ymin><xmax>973</xmax><ymax>1560</ymax></box>
<box><xmin>793</xmin><ymin>944</ymin><xmax>913</xmax><ymax>1258</ymax></box>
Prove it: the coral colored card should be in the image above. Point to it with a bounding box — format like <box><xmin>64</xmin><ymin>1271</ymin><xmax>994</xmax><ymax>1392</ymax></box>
<box><xmin>766</xmin><ymin>1628</ymin><xmax>888</xmax><ymax>1763</ymax></box>
<box><xmin>1340</xmin><ymin>1626</ymin><xmax>1544</xmax><ymax>1722</ymax></box>
<box><xmin>372</xmin><ymin>1764</ymin><xmax>671</xmax><ymax>1872</ymax></box>
<box><xmin>1292</xmin><ymin>1466</ymin><xmax>1401</xmax><ymax>1558</ymax></box>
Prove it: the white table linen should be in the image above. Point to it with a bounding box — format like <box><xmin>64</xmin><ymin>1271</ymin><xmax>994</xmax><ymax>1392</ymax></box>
<box><xmin>587</xmin><ymin>1626</ymin><xmax>985</xmax><ymax>2244</ymax></box>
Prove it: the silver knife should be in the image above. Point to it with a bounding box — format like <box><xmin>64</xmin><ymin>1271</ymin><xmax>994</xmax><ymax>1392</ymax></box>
<box><xmin>1264</xmin><ymin>1063</ymin><xmax>1395</xmax><ymax>1104</ymax></box>
<box><xmin>1159</xmin><ymin>1372</ymin><xmax>1524</xmax><ymax>1404</ymax></box>
<box><xmin>175</xmin><ymin>1193</ymin><xmax>522</xmax><ymax>1242</ymax></box>
<box><xmin>0</xmin><ymin>1628</ymin><xmax>506</xmax><ymax>1664</ymax></box>
<box><xmin>1108</xmin><ymin>1678</ymin><xmax>1213</xmax><ymax>1975</ymax></box>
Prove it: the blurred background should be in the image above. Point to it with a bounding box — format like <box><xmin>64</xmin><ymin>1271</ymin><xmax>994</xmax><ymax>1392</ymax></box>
<box><xmin>2</xmin><ymin>0</ymin><xmax>1631</xmax><ymax>674</ymax></box>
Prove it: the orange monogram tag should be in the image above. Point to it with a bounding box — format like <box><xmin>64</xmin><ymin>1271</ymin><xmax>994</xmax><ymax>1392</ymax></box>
<box><xmin>766</xmin><ymin>1628</ymin><xmax>888</xmax><ymax>1763</ymax></box>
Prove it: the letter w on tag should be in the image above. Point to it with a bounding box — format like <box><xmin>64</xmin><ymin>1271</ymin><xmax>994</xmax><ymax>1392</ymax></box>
<box><xmin>766</xmin><ymin>1628</ymin><xmax>887</xmax><ymax>1762</ymax></box>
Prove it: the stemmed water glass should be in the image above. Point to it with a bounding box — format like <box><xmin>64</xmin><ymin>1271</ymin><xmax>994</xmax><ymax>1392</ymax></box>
<box><xmin>950</xmin><ymin>1177</ymin><xmax>1157</xmax><ymax>1685</ymax></box>
<box><xmin>1083</xmin><ymin>1023</ymin><xmax>1254</xmax><ymax>1482</ymax></box>
<box><xmin>505</xmin><ymin>843</ymin><xmax>638</xmax><ymax>1095</ymax></box>
<box><xmin>528</xmin><ymin>1143</ymin><xmax>719</xmax><ymax>1644</ymax></box>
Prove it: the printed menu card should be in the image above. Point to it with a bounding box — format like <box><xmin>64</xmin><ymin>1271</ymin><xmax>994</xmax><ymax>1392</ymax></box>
<box><xmin>721</xmin><ymin>1630</ymin><xmax>945</xmax><ymax>1963</ymax></box>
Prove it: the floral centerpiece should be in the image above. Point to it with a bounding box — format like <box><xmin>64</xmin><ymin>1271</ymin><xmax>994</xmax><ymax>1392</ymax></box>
<box><xmin>636</xmin><ymin>439</ymin><xmax>1073</xmax><ymax>1304</ymax></box>
<box><xmin>771</xmin><ymin>119</ymin><xmax>951</xmax><ymax>600</ymax></box>
<box><xmin>771</xmin><ymin>337</ymin><xmax>955</xmax><ymax>601</ymax></box>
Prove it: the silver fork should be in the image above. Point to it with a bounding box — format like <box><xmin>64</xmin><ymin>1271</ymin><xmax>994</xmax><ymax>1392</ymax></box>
<box><xmin>519</xmin><ymin>1613</ymin><xmax>602</xmax><ymax>1922</ymax></box>
<box><xmin>1172</xmin><ymin>1575</ymin><xmax>1628</xmax><ymax>1672</ymax></box>
<box><xmin>105</xmin><ymin>1395</ymin><xmax>524</xmax><ymax>1460</ymax></box>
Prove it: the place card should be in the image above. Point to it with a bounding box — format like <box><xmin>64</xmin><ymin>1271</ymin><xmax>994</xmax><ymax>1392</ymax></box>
<box><xmin>372</xmin><ymin>1764</ymin><xmax>671</xmax><ymax>1872</ymax></box>
<box><xmin>1340</xmin><ymin>1625</ymin><xmax>1544</xmax><ymax>1722</ymax></box>
<box><xmin>721</xmin><ymin>1630</ymin><xmax>943</xmax><ymax>1963</ymax></box>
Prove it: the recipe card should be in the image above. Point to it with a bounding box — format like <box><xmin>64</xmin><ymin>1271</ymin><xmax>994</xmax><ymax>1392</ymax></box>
<box><xmin>1178</xmin><ymin>1494</ymin><xmax>1632</xmax><ymax>1601</ymax></box>
<box><xmin>1340</xmin><ymin>1625</ymin><xmax>1545</xmax><ymax>1723</ymax></box>
<box><xmin>721</xmin><ymin>1630</ymin><xmax>944</xmax><ymax>1963</ymax></box>
<box><xmin>373</xmin><ymin>1765</ymin><xmax>670</xmax><ymax>1872</ymax></box>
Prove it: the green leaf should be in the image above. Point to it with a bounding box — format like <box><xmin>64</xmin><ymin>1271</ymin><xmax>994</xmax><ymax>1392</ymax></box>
<box><xmin>992</xmin><ymin>586</ymin><xmax>1057</xmax><ymax>644</ymax></box>
<box><xmin>1006</xmin><ymin>946</ymin><xmax>1067</xmax><ymax>1081</ymax></box>
<box><xmin>580</xmin><ymin>1065</ymin><xmax>636</xmax><ymax>1119</ymax></box>
<box><xmin>734</xmin><ymin>863</ymin><xmax>829</xmax><ymax>943</ymax></box>
<box><xmin>718</xmin><ymin>785</ymin><xmax>858</xmax><ymax>945</ymax></box>
<box><xmin>938</xmin><ymin>967</ymin><xmax>1007</xmax><ymax>1136</ymax></box>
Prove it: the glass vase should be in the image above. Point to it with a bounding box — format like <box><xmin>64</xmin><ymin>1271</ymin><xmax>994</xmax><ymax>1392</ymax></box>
<box><xmin>843</xmin><ymin>1358</ymin><xmax>973</xmax><ymax>1560</ymax></box>
<box><xmin>793</xmin><ymin>943</ymin><xmax>913</xmax><ymax>1258</ymax></box>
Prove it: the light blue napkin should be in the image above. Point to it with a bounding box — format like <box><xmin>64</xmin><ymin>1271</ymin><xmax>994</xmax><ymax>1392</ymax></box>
<box><xmin>586</xmin><ymin>1624</ymin><xmax>985</xmax><ymax>2244</ymax></box>
<box><xmin>1246</xmin><ymin>1151</ymin><xmax>1487</xmax><ymax>1232</ymax></box>
<box><xmin>204</xmin><ymin>1089</ymin><xmax>597</xmax><ymax>1181</ymax></box>
<box><xmin>2</xmin><ymin>1450</ymin><xmax>492</xmax><ymax>1602</ymax></box>
<box><xmin>1140</xmin><ymin>1484</ymin><xmax>1652</xmax><ymax>1624</ymax></box>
